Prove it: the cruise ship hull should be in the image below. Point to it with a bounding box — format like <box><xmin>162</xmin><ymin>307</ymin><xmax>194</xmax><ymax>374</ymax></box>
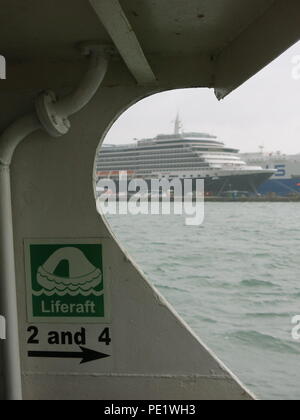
<box><xmin>204</xmin><ymin>171</ymin><xmax>274</xmax><ymax>194</ymax></box>
<box><xmin>100</xmin><ymin>170</ymin><xmax>273</xmax><ymax>196</ymax></box>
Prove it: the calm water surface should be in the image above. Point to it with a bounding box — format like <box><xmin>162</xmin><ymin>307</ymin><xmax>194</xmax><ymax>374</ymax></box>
<box><xmin>106</xmin><ymin>203</ymin><xmax>300</xmax><ymax>400</ymax></box>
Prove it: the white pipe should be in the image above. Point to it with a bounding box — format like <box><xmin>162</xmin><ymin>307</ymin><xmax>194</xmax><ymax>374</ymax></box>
<box><xmin>0</xmin><ymin>113</ymin><xmax>41</xmax><ymax>166</ymax></box>
<box><xmin>0</xmin><ymin>47</ymin><xmax>108</xmax><ymax>400</ymax></box>
<box><xmin>0</xmin><ymin>166</ymin><xmax>23</xmax><ymax>400</ymax></box>
<box><xmin>0</xmin><ymin>114</ymin><xmax>41</xmax><ymax>400</ymax></box>
<box><xmin>35</xmin><ymin>47</ymin><xmax>109</xmax><ymax>137</ymax></box>
<box><xmin>54</xmin><ymin>53</ymin><xmax>108</xmax><ymax>117</ymax></box>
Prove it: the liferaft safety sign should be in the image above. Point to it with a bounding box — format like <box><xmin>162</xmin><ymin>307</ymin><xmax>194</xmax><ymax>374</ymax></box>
<box><xmin>25</xmin><ymin>239</ymin><xmax>109</xmax><ymax>323</ymax></box>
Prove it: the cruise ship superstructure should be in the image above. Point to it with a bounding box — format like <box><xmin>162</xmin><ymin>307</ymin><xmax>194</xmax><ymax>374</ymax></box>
<box><xmin>97</xmin><ymin>117</ymin><xmax>274</xmax><ymax>195</ymax></box>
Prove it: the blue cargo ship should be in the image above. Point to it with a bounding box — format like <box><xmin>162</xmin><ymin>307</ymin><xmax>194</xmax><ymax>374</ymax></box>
<box><xmin>240</xmin><ymin>151</ymin><xmax>300</xmax><ymax>196</ymax></box>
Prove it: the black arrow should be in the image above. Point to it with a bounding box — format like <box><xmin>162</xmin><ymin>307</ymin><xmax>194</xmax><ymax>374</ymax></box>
<box><xmin>28</xmin><ymin>346</ymin><xmax>110</xmax><ymax>364</ymax></box>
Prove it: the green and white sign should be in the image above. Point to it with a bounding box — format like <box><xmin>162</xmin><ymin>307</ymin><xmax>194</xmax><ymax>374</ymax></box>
<box><xmin>25</xmin><ymin>239</ymin><xmax>108</xmax><ymax>323</ymax></box>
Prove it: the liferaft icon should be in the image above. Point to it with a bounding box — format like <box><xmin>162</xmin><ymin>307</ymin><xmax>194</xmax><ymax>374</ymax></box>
<box><xmin>25</xmin><ymin>240</ymin><xmax>107</xmax><ymax>322</ymax></box>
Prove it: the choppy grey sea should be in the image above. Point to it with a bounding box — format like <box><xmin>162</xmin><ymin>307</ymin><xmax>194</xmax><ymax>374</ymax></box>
<box><xmin>106</xmin><ymin>203</ymin><xmax>300</xmax><ymax>400</ymax></box>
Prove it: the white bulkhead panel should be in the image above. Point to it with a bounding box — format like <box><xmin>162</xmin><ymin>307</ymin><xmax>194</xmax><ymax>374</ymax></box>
<box><xmin>11</xmin><ymin>87</ymin><xmax>252</xmax><ymax>400</ymax></box>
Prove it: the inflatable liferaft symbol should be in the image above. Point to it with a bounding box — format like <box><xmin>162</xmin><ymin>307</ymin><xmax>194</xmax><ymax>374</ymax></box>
<box><xmin>34</xmin><ymin>247</ymin><xmax>103</xmax><ymax>297</ymax></box>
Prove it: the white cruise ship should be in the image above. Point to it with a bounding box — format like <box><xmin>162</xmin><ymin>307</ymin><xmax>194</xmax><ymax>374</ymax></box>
<box><xmin>96</xmin><ymin>117</ymin><xmax>274</xmax><ymax>195</ymax></box>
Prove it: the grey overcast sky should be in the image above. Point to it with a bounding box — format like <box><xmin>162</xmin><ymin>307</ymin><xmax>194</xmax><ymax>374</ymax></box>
<box><xmin>103</xmin><ymin>40</ymin><xmax>300</xmax><ymax>154</ymax></box>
